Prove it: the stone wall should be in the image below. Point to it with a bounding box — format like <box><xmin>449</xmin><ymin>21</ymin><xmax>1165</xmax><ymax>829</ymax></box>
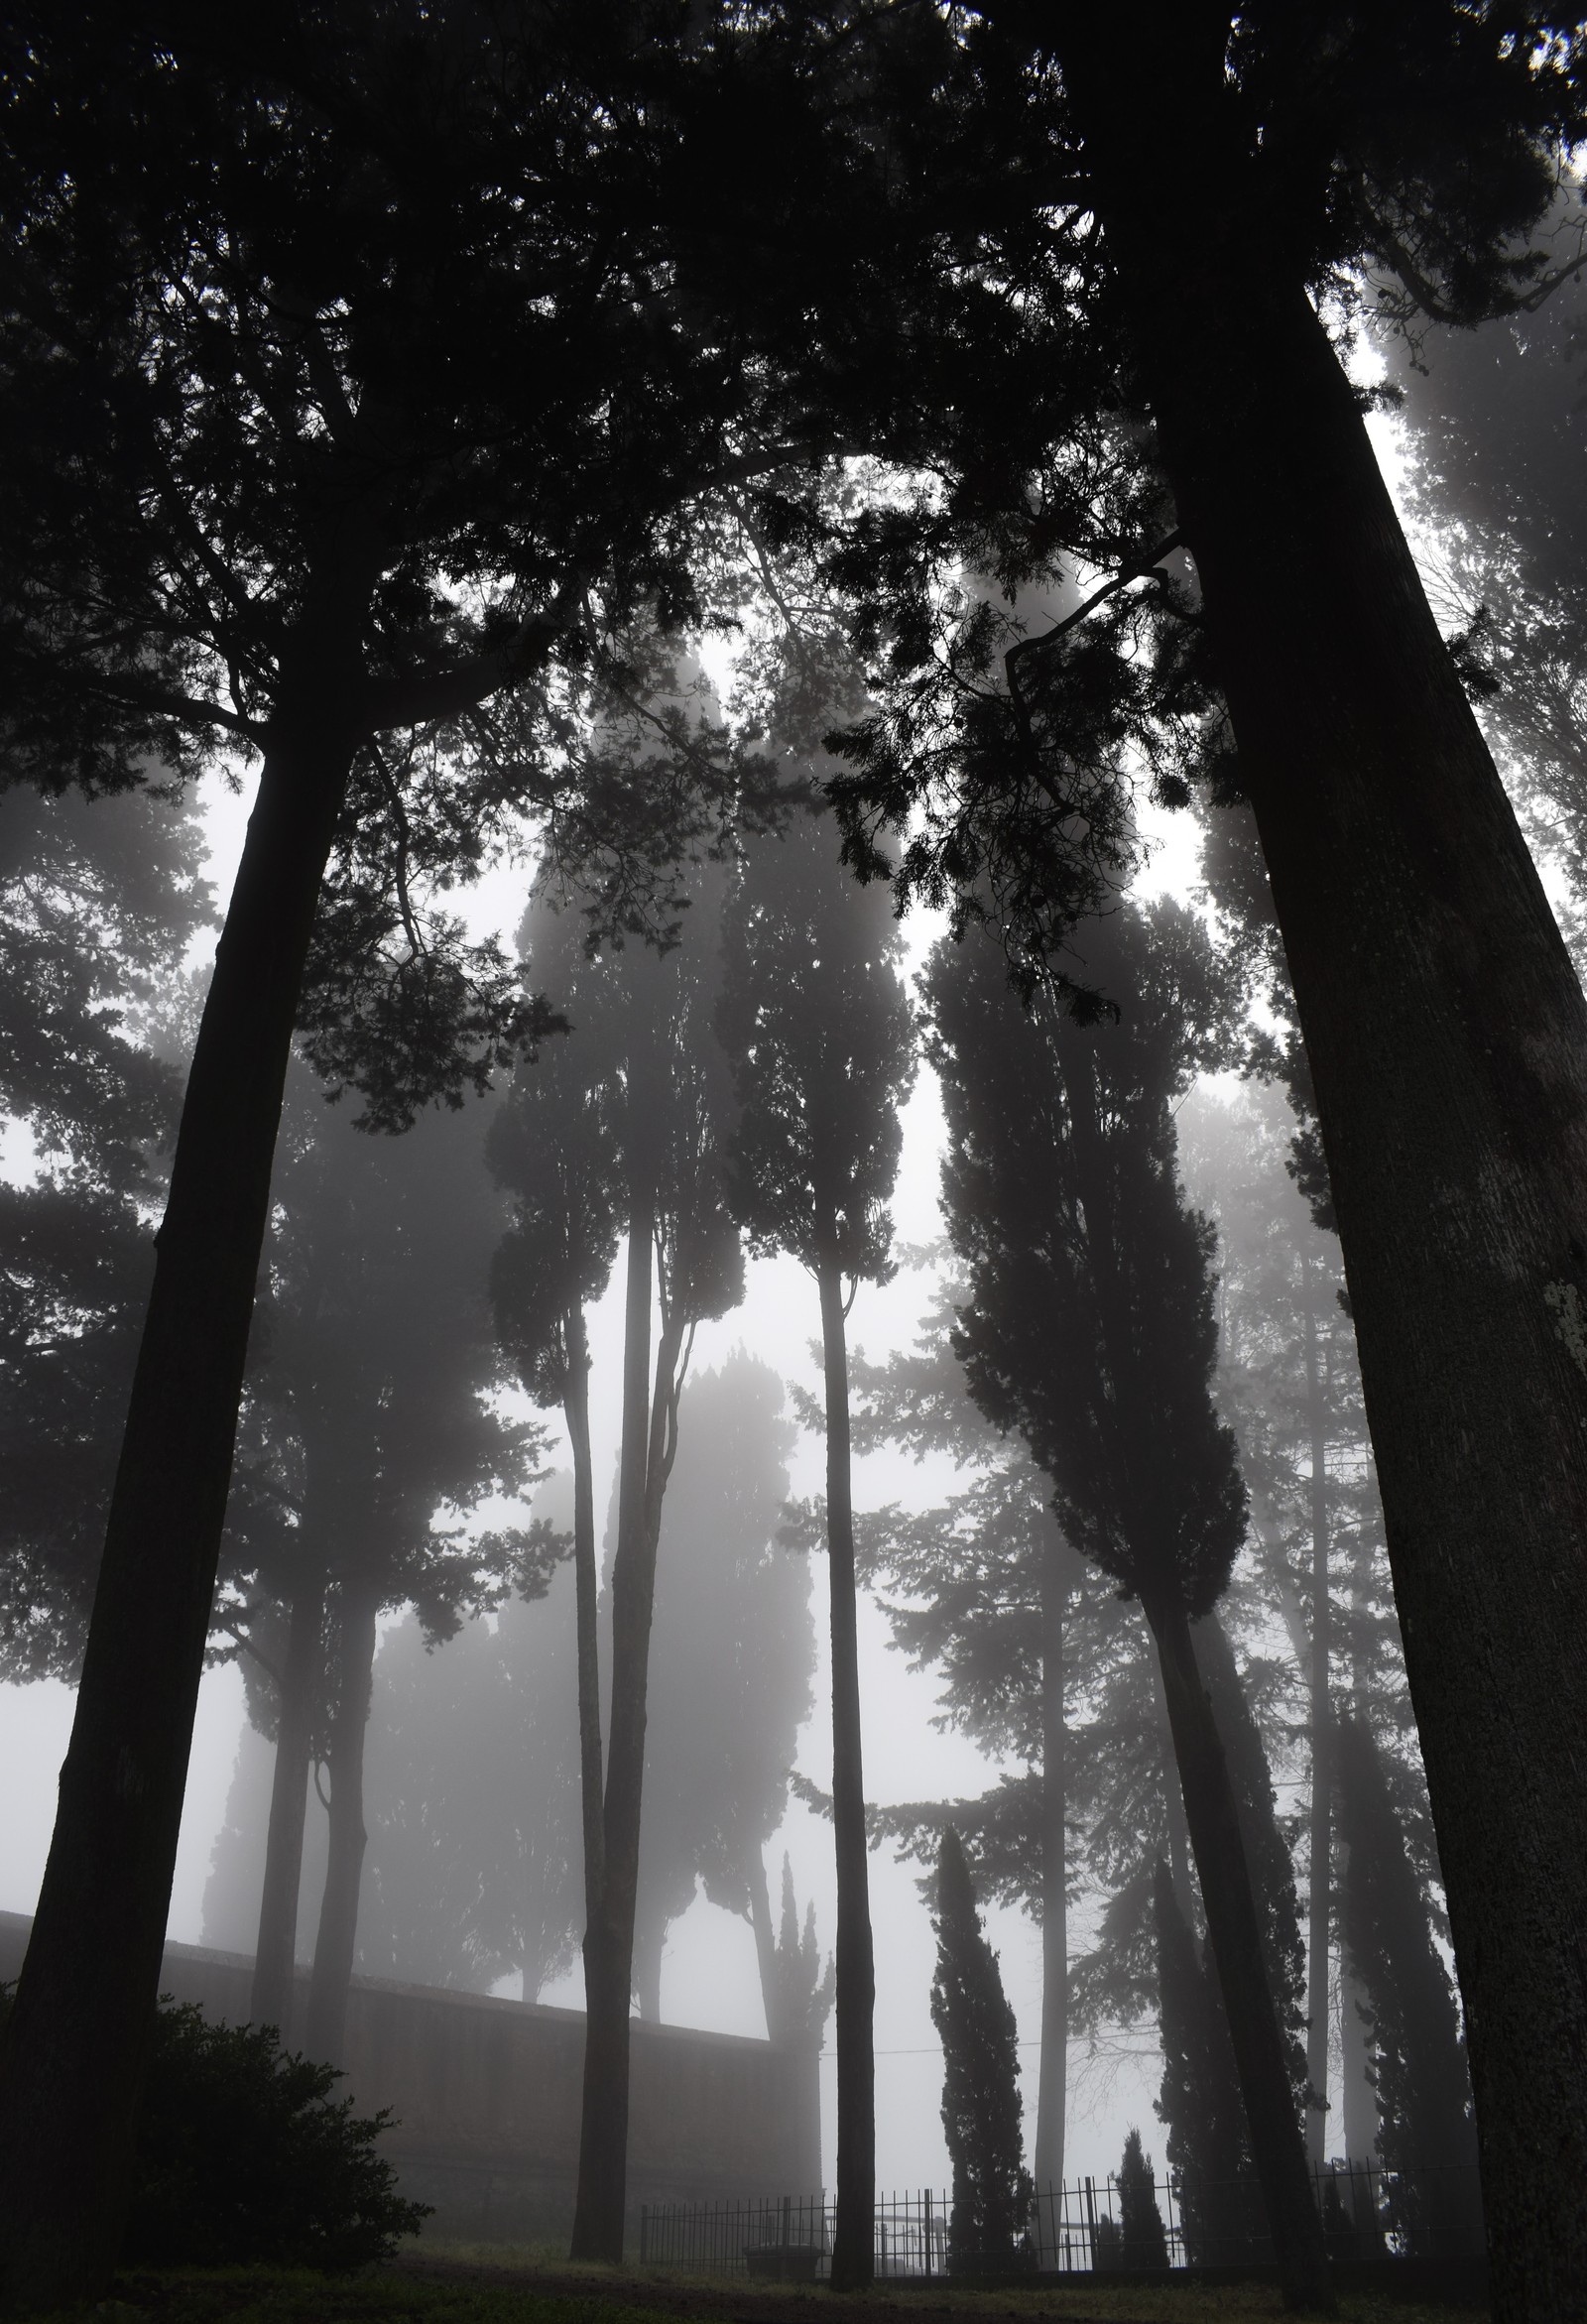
<box><xmin>0</xmin><ymin>1912</ymin><xmax>820</xmax><ymax>2245</ymax></box>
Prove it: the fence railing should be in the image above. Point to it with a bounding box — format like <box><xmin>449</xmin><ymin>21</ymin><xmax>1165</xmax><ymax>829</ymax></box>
<box><xmin>637</xmin><ymin>2160</ymin><xmax>1486</xmax><ymax>2280</ymax></box>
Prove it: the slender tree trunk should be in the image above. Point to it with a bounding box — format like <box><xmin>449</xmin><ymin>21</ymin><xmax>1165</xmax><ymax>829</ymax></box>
<box><xmin>0</xmin><ymin>679</ymin><xmax>361</xmax><ymax>2311</ymax></box>
<box><xmin>563</xmin><ymin>1304</ymin><xmax>604</xmax><ymax>1931</ymax></box>
<box><xmin>571</xmin><ymin>1209</ymin><xmax>654</xmax><ymax>2263</ymax></box>
<box><xmin>1303</xmin><ymin>1277</ymin><xmax>1331</xmax><ymax>2165</ymax></box>
<box><xmin>1145</xmin><ymin>1585</ymin><xmax>1333</xmax><ymax>2313</ymax></box>
<box><xmin>571</xmin><ymin>1165</ymin><xmax>689</xmax><ymax>2263</ymax></box>
<box><xmin>1034</xmin><ymin>1523</ymin><xmax>1068</xmax><ymax>2195</ymax></box>
<box><xmin>817</xmin><ymin>1233</ymin><xmax>875</xmax><ymax>2293</ymax></box>
<box><xmin>250</xmin><ymin>1567</ymin><xmax>327</xmax><ymax>2030</ymax></box>
<box><xmin>1056</xmin><ymin>18</ymin><xmax>1587</xmax><ymax>2309</ymax></box>
<box><xmin>305</xmin><ymin>1575</ymin><xmax>379</xmax><ymax>2064</ymax></box>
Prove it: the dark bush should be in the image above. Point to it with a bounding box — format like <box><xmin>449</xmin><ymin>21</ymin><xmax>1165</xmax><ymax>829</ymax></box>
<box><xmin>0</xmin><ymin>1986</ymin><xmax>428</xmax><ymax>2269</ymax></box>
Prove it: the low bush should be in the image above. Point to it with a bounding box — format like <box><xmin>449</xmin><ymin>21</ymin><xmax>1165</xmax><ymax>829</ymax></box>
<box><xmin>0</xmin><ymin>1985</ymin><xmax>428</xmax><ymax>2269</ymax></box>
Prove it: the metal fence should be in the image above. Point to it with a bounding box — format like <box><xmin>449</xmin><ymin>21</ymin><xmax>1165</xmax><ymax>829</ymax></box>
<box><xmin>637</xmin><ymin>2160</ymin><xmax>1486</xmax><ymax>2280</ymax></box>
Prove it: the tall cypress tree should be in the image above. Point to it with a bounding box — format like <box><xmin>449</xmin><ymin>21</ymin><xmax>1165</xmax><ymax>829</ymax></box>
<box><xmin>719</xmin><ymin>787</ymin><xmax>915</xmax><ymax>2289</ymax></box>
<box><xmin>930</xmin><ymin>1827</ymin><xmax>1033</xmax><ymax>2274</ymax></box>
<box><xmin>927</xmin><ymin>899</ymin><xmax>1332</xmax><ymax>2308</ymax></box>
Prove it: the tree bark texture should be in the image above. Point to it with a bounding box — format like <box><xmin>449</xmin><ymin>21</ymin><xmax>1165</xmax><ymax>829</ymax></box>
<box><xmin>1034</xmin><ymin>1524</ymin><xmax>1068</xmax><ymax>2194</ymax></box>
<box><xmin>1146</xmin><ymin>1587</ymin><xmax>1334</xmax><ymax>2313</ymax></box>
<box><xmin>1057</xmin><ymin>19</ymin><xmax>1587</xmax><ymax>2307</ymax></box>
<box><xmin>305</xmin><ymin>1576</ymin><xmax>380</xmax><ymax>2064</ymax></box>
<box><xmin>1303</xmin><ymin>1282</ymin><xmax>1331</xmax><ymax>2166</ymax></box>
<box><xmin>0</xmin><ymin>678</ymin><xmax>359</xmax><ymax>2312</ymax></box>
<box><xmin>250</xmin><ymin>1568</ymin><xmax>327</xmax><ymax>2030</ymax></box>
<box><xmin>818</xmin><ymin>1239</ymin><xmax>875</xmax><ymax>2293</ymax></box>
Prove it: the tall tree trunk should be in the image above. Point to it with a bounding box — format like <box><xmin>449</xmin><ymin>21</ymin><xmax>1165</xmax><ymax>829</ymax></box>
<box><xmin>305</xmin><ymin>1575</ymin><xmax>379</xmax><ymax>2064</ymax></box>
<box><xmin>570</xmin><ymin>1171</ymin><xmax>688</xmax><ymax>2263</ymax></box>
<box><xmin>563</xmin><ymin>1303</ymin><xmax>604</xmax><ymax>1932</ymax></box>
<box><xmin>817</xmin><ymin>1231</ymin><xmax>875</xmax><ymax>2293</ymax></box>
<box><xmin>1149</xmin><ymin>1644</ymin><xmax>1198</xmax><ymax>1926</ymax></box>
<box><xmin>250</xmin><ymin>1567</ymin><xmax>327</xmax><ymax>2030</ymax></box>
<box><xmin>0</xmin><ymin>680</ymin><xmax>360</xmax><ymax>2312</ymax></box>
<box><xmin>570</xmin><ymin>1207</ymin><xmax>654</xmax><ymax>2263</ymax></box>
<box><xmin>1145</xmin><ymin>1586</ymin><xmax>1334</xmax><ymax>2313</ymax></box>
<box><xmin>1056</xmin><ymin>18</ymin><xmax>1587</xmax><ymax>2309</ymax></box>
<box><xmin>1034</xmin><ymin>1523</ymin><xmax>1068</xmax><ymax>2193</ymax></box>
<box><xmin>1303</xmin><ymin>1274</ymin><xmax>1331</xmax><ymax>2165</ymax></box>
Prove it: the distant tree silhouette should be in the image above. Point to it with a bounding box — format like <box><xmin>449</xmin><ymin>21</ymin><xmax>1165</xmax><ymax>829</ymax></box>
<box><xmin>930</xmin><ymin>1825</ymin><xmax>1032</xmax><ymax>2273</ymax></box>
<box><xmin>632</xmin><ymin>1354</ymin><xmax>816</xmax><ymax>2030</ymax></box>
<box><xmin>721</xmin><ymin>791</ymin><xmax>915</xmax><ymax>2289</ymax></box>
<box><xmin>219</xmin><ymin>1081</ymin><xmax>547</xmax><ymax>2052</ymax></box>
<box><xmin>762</xmin><ymin>1854</ymin><xmax>835</xmax><ymax>2054</ymax></box>
<box><xmin>926</xmin><ymin>900</ymin><xmax>1329</xmax><ymax>2303</ymax></box>
<box><xmin>1116</xmin><ymin>2128</ymin><xmax>1169</xmax><ymax>2271</ymax></box>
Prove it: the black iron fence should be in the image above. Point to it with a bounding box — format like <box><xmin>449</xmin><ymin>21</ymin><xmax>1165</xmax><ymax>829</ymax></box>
<box><xmin>637</xmin><ymin>2160</ymin><xmax>1485</xmax><ymax>2280</ymax></box>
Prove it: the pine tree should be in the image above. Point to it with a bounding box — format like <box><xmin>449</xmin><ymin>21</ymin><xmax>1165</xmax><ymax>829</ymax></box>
<box><xmin>930</xmin><ymin>1828</ymin><xmax>1033</xmax><ymax>2275</ymax></box>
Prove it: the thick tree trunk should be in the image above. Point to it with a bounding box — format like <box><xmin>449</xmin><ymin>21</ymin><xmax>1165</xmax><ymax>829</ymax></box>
<box><xmin>305</xmin><ymin>1576</ymin><xmax>379</xmax><ymax>2064</ymax></box>
<box><xmin>1149</xmin><ymin>1643</ymin><xmax>1198</xmax><ymax>1927</ymax></box>
<box><xmin>250</xmin><ymin>1568</ymin><xmax>328</xmax><ymax>2030</ymax></box>
<box><xmin>818</xmin><ymin>1237</ymin><xmax>875</xmax><ymax>2293</ymax></box>
<box><xmin>1057</xmin><ymin>18</ymin><xmax>1587</xmax><ymax>2310</ymax></box>
<box><xmin>0</xmin><ymin>696</ymin><xmax>357</xmax><ymax>2311</ymax></box>
<box><xmin>1303</xmin><ymin>1280</ymin><xmax>1331</xmax><ymax>2165</ymax></box>
<box><xmin>1145</xmin><ymin>1586</ymin><xmax>1333</xmax><ymax>2313</ymax></box>
<box><xmin>1034</xmin><ymin>1523</ymin><xmax>1068</xmax><ymax>2195</ymax></box>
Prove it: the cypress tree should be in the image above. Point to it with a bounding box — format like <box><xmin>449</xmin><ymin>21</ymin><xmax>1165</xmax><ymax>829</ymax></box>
<box><xmin>930</xmin><ymin>1827</ymin><xmax>1033</xmax><ymax>2274</ymax></box>
<box><xmin>1117</xmin><ymin>2129</ymin><xmax>1170</xmax><ymax>2271</ymax></box>
<box><xmin>1152</xmin><ymin>1862</ymin><xmax>1254</xmax><ymax>2266</ymax></box>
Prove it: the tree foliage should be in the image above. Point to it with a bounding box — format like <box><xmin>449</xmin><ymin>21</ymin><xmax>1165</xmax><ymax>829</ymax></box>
<box><xmin>929</xmin><ymin>1826</ymin><xmax>1032</xmax><ymax>2272</ymax></box>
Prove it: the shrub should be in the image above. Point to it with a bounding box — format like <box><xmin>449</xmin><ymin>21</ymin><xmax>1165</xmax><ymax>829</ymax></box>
<box><xmin>0</xmin><ymin>1986</ymin><xmax>428</xmax><ymax>2269</ymax></box>
<box><xmin>1117</xmin><ymin>2129</ymin><xmax>1170</xmax><ymax>2269</ymax></box>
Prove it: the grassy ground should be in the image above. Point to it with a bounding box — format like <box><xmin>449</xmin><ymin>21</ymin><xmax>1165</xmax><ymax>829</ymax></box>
<box><xmin>83</xmin><ymin>2252</ymin><xmax>1484</xmax><ymax>2324</ymax></box>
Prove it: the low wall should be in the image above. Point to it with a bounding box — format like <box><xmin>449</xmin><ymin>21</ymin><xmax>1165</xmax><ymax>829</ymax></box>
<box><xmin>0</xmin><ymin>1911</ymin><xmax>820</xmax><ymax>2246</ymax></box>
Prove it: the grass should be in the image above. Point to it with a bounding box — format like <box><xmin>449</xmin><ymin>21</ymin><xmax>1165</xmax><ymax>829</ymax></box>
<box><xmin>80</xmin><ymin>2255</ymin><xmax>1484</xmax><ymax>2324</ymax></box>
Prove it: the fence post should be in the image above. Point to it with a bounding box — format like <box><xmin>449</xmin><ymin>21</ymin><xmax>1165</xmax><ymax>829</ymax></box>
<box><xmin>924</xmin><ymin>2187</ymin><xmax>932</xmax><ymax>2279</ymax></box>
<box><xmin>640</xmin><ymin>2205</ymin><xmax>648</xmax><ymax>2267</ymax></box>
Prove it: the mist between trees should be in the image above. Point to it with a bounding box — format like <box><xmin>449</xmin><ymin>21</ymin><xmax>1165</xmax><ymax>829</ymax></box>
<box><xmin>2</xmin><ymin>9</ymin><xmax>1587</xmax><ymax>2319</ymax></box>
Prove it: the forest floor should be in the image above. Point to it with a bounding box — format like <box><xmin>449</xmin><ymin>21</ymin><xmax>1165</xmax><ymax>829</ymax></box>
<box><xmin>89</xmin><ymin>2252</ymin><xmax>1485</xmax><ymax>2324</ymax></box>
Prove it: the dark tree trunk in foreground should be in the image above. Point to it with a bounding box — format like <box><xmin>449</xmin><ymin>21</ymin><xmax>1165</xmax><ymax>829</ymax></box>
<box><xmin>305</xmin><ymin>1576</ymin><xmax>380</xmax><ymax>2064</ymax></box>
<box><xmin>818</xmin><ymin>1228</ymin><xmax>875</xmax><ymax>2293</ymax></box>
<box><xmin>1146</xmin><ymin>1587</ymin><xmax>1333</xmax><ymax>2312</ymax></box>
<box><xmin>1034</xmin><ymin>1525</ymin><xmax>1068</xmax><ymax>2195</ymax></box>
<box><xmin>1058</xmin><ymin>19</ymin><xmax>1587</xmax><ymax>2311</ymax></box>
<box><xmin>0</xmin><ymin>672</ymin><xmax>359</xmax><ymax>2311</ymax></box>
<box><xmin>250</xmin><ymin>1569</ymin><xmax>328</xmax><ymax>2030</ymax></box>
<box><xmin>1302</xmin><ymin>1282</ymin><xmax>1331</xmax><ymax>2166</ymax></box>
